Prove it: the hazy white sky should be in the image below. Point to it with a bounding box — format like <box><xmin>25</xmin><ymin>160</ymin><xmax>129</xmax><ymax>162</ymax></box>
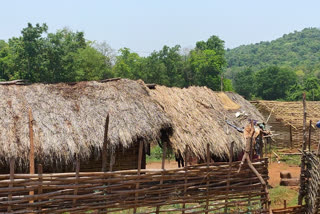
<box><xmin>1</xmin><ymin>0</ymin><xmax>319</xmax><ymax>55</ymax></box>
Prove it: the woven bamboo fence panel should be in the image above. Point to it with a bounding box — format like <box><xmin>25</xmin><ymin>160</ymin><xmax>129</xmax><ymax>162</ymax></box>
<box><xmin>1</xmin><ymin>159</ymin><xmax>269</xmax><ymax>213</ymax></box>
<box><xmin>301</xmin><ymin>152</ymin><xmax>320</xmax><ymax>214</ymax></box>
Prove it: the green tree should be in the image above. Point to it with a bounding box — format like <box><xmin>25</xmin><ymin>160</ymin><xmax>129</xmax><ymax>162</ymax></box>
<box><xmin>9</xmin><ymin>23</ymin><xmax>48</xmax><ymax>82</ymax></box>
<box><xmin>113</xmin><ymin>48</ymin><xmax>142</xmax><ymax>79</ymax></box>
<box><xmin>73</xmin><ymin>43</ymin><xmax>114</xmax><ymax>81</ymax></box>
<box><xmin>233</xmin><ymin>67</ymin><xmax>255</xmax><ymax>99</ymax></box>
<box><xmin>255</xmin><ymin>66</ymin><xmax>297</xmax><ymax>100</ymax></box>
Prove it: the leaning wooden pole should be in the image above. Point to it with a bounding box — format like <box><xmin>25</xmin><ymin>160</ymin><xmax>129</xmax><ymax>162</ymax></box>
<box><xmin>298</xmin><ymin>93</ymin><xmax>307</xmax><ymax>205</ymax></box>
<box><xmin>237</xmin><ymin>121</ymin><xmax>271</xmax><ymax>213</ymax></box>
<box><xmin>28</xmin><ymin>109</ymin><xmax>35</xmax><ymax>203</ymax></box>
<box><xmin>102</xmin><ymin>114</ymin><xmax>110</xmax><ymax>172</ymax></box>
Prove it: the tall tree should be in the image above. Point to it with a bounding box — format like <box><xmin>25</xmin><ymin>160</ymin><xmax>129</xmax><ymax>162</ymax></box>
<box><xmin>255</xmin><ymin>66</ymin><xmax>297</xmax><ymax>100</ymax></box>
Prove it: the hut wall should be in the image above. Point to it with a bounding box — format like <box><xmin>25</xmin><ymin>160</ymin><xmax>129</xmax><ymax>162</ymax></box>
<box><xmin>0</xmin><ymin>142</ymin><xmax>146</xmax><ymax>174</ymax></box>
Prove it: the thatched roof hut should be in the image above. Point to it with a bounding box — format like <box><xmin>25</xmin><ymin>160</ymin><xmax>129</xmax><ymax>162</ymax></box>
<box><xmin>0</xmin><ymin>79</ymin><xmax>172</xmax><ymax>169</ymax></box>
<box><xmin>149</xmin><ymin>85</ymin><xmax>265</xmax><ymax>159</ymax></box>
<box><xmin>254</xmin><ymin>100</ymin><xmax>320</xmax><ymax>148</ymax></box>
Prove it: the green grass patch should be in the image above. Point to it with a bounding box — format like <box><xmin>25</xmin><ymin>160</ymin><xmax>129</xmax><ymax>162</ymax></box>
<box><xmin>146</xmin><ymin>144</ymin><xmax>175</xmax><ymax>163</ymax></box>
<box><xmin>269</xmin><ymin>186</ymin><xmax>298</xmax><ymax>208</ymax></box>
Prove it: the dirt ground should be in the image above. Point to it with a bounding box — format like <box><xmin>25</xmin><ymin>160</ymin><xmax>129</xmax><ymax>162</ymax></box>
<box><xmin>147</xmin><ymin>159</ymin><xmax>301</xmax><ymax>187</ymax></box>
<box><xmin>146</xmin><ymin>160</ymin><xmax>178</xmax><ymax>169</ymax></box>
<box><xmin>268</xmin><ymin>162</ymin><xmax>300</xmax><ymax>187</ymax></box>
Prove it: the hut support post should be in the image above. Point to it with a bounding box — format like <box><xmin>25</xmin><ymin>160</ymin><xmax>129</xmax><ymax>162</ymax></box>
<box><xmin>7</xmin><ymin>158</ymin><xmax>14</xmax><ymax>212</ymax></box>
<box><xmin>289</xmin><ymin>125</ymin><xmax>293</xmax><ymax>149</ymax></box>
<box><xmin>182</xmin><ymin>146</ymin><xmax>189</xmax><ymax>214</ymax></box>
<box><xmin>224</xmin><ymin>141</ymin><xmax>234</xmax><ymax>214</ymax></box>
<box><xmin>72</xmin><ymin>157</ymin><xmax>80</xmax><ymax>207</ymax></box>
<box><xmin>37</xmin><ymin>164</ymin><xmax>43</xmax><ymax>213</ymax></box>
<box><xmin>308</xmin><ymin>120</ymin><xmax>312</xmax><ymax>151</ymax></box>
<box><xmin>102</xmin><ymin>114</ymin><xmax>109</xmax><ymax>172</ymax></box>
<box><xmin>156</xmin><ymin>140</ymin><xmax>167</xmax><ymax>214</ymax></box>
<box><xmin>28</xmin><ymin>109</ymin><xmax>35</xmax><ymax>204</ymax></box>
<box><xmin>133</xmin><ymin>141</ymin><xmax>144</xmax><ymax>213</ymax></box>
<box><xmin>205</xmin><ymin>143</ymin><xmax>210</xmax><ymax>214</ymax></box>
<box><xmin>298</xmin><ymin>93</ymin><xmax>307</xmax><ymax>205</ymax></box>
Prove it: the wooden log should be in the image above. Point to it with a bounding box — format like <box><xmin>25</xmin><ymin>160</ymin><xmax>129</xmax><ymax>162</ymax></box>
<box><xmin>280</xmin><ymin>178</ymin><xmax>300</xmax><ymax>186</ymax></box>
<box><xmin>102</xmin><ymin>114</ymin><xmax>109</xmax><ymax>172</ymax></box>
<box><xmin>280</xmin><ymin>171</ymin><xmax>292</xmax><ymax>179</ymax></box>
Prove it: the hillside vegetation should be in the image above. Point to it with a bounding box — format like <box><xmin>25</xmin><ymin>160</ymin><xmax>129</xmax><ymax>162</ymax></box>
<box><xmin>226</xmin><ymin>28</ymin><xmax>320</xmax><ymax>101</ymax></box>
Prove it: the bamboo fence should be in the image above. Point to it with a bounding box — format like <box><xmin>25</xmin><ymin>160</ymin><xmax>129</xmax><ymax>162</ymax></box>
<box><xmin>0</xmin><ymin>159</ymin><xmax>269</xmax><ymax>213</ymax></box>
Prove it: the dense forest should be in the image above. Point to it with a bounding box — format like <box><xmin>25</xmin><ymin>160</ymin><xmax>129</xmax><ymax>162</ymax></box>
<box><xmin>1</xmin><ymin>23</ymin><xmax>320</xmax><ymax>101</ymax></box>
<box><xmin>226</xmin><ymin>27</ymin><xmax>320</xmax><ymax>101</ymax></box>
<box><xmin>0</xmin><ymin>23</ymin><xmax>232</xmax><ymax>91</ymax></box>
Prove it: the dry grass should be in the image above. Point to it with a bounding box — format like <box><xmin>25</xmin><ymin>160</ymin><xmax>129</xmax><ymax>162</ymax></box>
<box><xmin>0</xmin><ymin>79</ymin><xmax>172</xmax><ymax>166</ymax></box>
<box><xmin>150</xmin><ymin>86</ymin><xmax>265</xmax><ymax>159</ymax></box>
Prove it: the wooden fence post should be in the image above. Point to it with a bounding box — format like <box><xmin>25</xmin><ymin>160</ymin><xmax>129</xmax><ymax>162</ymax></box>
<box><xmin>224</xmin><ymin>141</ymin><xmax>234</xmax><ymax>214</ymax></box>
<box><xmin>298</xmin><ymin>93</ymin><xmax>307</xmax><ymax>205</ymax></box>
<box><xmin>72</xmin><ymin>157</ymin><xmax>80</xmax><ymax>207</ymax></box>
<box><xmin>182</xmin><ymin>146</ymin><xmax>189</xmax><ymax>214</ymax></box>
<box><xmin>38</xmin><ymin>164</ymin><xmax>43</xmax><ymax>213</ymax></box>
<box><xmin>7</xmin><ymin>158</ymin><xmax>14</xmax><ymax>212</ymax></box>
<box><xmin>156</xmin><ymin>140</ymin><xmax>167</xmax><ymax>214</ymax></box>
<box><xmin>308</xmin><ymin>120</ymin><xmax>312</xmax><ymax>151</ymax></box>
<box><xmin>133</xmin><ymin>141</ymin><xmax>144</xmax><ymax>213</ymax></box>
<box><xmin>102</xmin><ymin>114</ymin><xmax>109</xmax><ymax>172</ymax></box>
<box><xmin>29</xmin><ymin>109</ymin><xmax>35</xmax><ymax>204</ymax></box>
<box><xmin>205</xmin><ymin>143</ymin><xmax>210</xmax><ymax>214</ymax></box>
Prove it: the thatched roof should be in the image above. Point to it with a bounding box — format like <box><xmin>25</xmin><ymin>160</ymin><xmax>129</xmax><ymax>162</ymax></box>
<box><xmin>149</xmin><ymin>86</ymin><xmax>265</xmax><ymax>159</ymax></box>
<box><xmin>0</xmin><ymin>79</ymin><xmax>172</xmax><ymax>165</ymax></box>
<box><xmin>254</xmin><ymin>100</ymin><xmax>320</xmax><ymax>130</ymax></box>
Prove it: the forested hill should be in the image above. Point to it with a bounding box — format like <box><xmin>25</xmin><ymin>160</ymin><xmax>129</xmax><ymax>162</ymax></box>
<box><xmin>226</xmin><ymin>28</ymin><xmax>320</xmax><ymax>72</ymax></box>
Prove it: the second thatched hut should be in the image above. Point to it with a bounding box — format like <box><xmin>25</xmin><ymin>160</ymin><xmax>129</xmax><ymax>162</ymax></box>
<box><xmin>149</xmin><ymin>85</ymin><xmax>265</xmax><ymax>163</ymax></box>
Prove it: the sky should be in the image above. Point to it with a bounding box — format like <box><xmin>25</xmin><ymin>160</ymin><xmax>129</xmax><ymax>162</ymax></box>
<box><xmin>1</xmin><ymin>0</ymin><xmax>320</xmax><ymax>55</ymax></box>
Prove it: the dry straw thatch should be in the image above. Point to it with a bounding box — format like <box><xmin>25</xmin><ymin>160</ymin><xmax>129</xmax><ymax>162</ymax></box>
<box><xmin>149</xmin><ymin>85</ymin><xmax>265</xmax><ymax>159</ymax></box>
<box><xmin>0</xmin><ymin>79</ymin><xmax>172</xmax><ymax>165</ymax></box>
<box><xmin>255</xmin><ymin>100</ymin><xmax>320</xmax><ymax>130</ymax></box>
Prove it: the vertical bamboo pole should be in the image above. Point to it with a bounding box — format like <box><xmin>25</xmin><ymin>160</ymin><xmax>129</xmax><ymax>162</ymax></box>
<box><xmin>102</xmin><ymin>114</ymin><xmax>109</xmax><ymax>172</ymax></box>
<box><xmin>156</xmin><ymin>140</ymin><xmax>167</xmax><ymax>214</ymax></box>
<box><xmin>133</xmin><ymin>141</ymin><xmax>144</xmax><ymax>213</ymax></box>
<box><xmin>205</xmin><ymin>143</ymin><xmax>210</xmax><ymax>214</ymax></box>
<box><xmin>289</xmin><ymin>125</ymin><xmax>293</xmax><ymax>149</ymax></box>
<box><xmin>28</xmin><ymin>109</ymin><xmax>35</xmax><ymax>203</ymax></box>
<box><xmin>182</xmin><ymin>146</ymin><xmax>189</xmax><ymax>214</ymax></box>
<box><xmin>259</xmin><ymin>132</ymin><xmax>263</xmax><ymax>158</ymax></box>
<box><xmin>224</xmin><ymin>141</ymin><xmax>234</xmax><ymax>214</ymax></box>
<box><xmin>72</xmin><ymin>157</ymin><xmax>80</xmax><ymax>207</ymax></box>
<box><xmin>7</xmin><ymin>158</ymin><xmax>14</xmax><ymax>212</ymax></box>
<box><xmin>38</xmin><ymin>164</ymin><xmax>43</xmax><ymax>213</ymax></box>
<box><xmin>298</xmin><ymin>93</ymin><xmax>307</xmax><ymax>205</ymax></box>
<box><xmin>308</xmin><ymin>120</ymin><xmax>312</xmax><ymax>151</ymax></box>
